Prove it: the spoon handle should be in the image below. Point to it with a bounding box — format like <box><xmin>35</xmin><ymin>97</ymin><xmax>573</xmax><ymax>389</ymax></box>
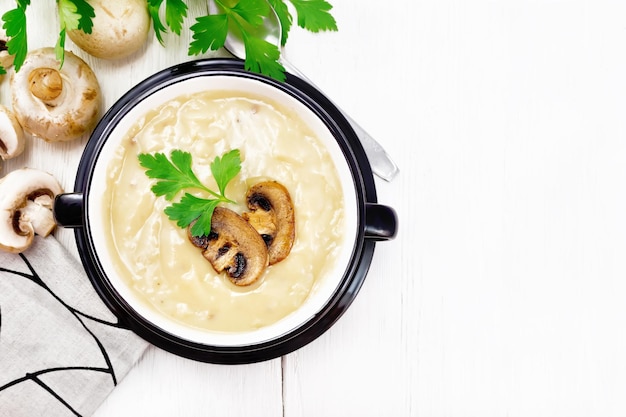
<box><xmin>340</xmin><ymin>106</ymin><xmax>400</xmax><ymax>182</ymax></box>
<box><xmin>281</xmin><ymin>59</ymin><xmax>399</xmax><ymax>182</ymax></box>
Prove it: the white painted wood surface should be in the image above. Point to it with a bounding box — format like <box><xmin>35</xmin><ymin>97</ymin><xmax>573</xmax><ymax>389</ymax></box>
<box><xmin>3</xmin><ymin>1</ymin><xmax>626</xmax><ymax>416</ymax></box>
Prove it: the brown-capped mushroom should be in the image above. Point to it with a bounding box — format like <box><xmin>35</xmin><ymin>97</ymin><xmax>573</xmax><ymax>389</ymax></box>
<box><xmin>242</xmin><ymin>181</ymin><xmax>295</xmax><ymax>265</ymax></box>
<box><xmin>11</xmin><ymin>47</ymin><xmax>101</xmax><ymax>142</ymax></box>
<box><xmin>0</xmin><ymin>105</ymin><xmax>25</xmax><ymax>163</ymax></box>
<box><xmin>188</xmin><ymin>207</ymin><xmax>269</xmax><ymax>286</ymax></box>
<box><xmin>67</xmin><ymin>0</ymin><xmax>150</xmax><ymax>60</ymax></box>
<box><xmin>0</xmin><ymin>168</ymin><xmax>64</xmax><ymax>253</ymax></box>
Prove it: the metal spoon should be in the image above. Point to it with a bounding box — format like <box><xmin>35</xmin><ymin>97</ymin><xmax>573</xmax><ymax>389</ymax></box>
<box><xmin>208</xmin><ymin>0</ymin><xmax>399</xmax><ymax>182</ymax></box>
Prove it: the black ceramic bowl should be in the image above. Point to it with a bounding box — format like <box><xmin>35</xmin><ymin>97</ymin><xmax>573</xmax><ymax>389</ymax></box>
<box><xmin>54</xmin><ymin>59</ymin><xmax>396</xmax><ymax>364</ymax></box>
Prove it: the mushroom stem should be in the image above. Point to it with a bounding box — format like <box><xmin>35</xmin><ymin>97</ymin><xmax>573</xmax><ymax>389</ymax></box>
<box><xmin>28</xmin><ymin>67</ymin><xmax>64</xmax><ymax>106</ymax></box>
<box><xmin>21</xmin><ymin>198</ymin><xmax>56</xmax><ymax>237</ymax></box>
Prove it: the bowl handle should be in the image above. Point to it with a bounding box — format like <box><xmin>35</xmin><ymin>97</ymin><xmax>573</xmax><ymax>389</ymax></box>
<box><xmin>364</xmin><ymin>203</ymin><xmax>397</xmax><ymax>241</ymax></box>
<box><xmin>54</xmin><ymin>193</ymin><xmax>84</xmax><ymax>228</ymax></box>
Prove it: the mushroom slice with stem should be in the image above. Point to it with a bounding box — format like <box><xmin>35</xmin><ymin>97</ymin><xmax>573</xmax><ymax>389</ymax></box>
<box><xmin>242</xmin><ymin>181</ymin><xmax>295</xmax><ymax>265</ymax></box>
<box><xmin>0</xmin><ymin>168</ymin><xmax>64</xmax><ymax>253</ymax></box>
<box><xmin>188</xmin><ymin>207</ymin><xmax>269</xmax><ymax>286</ymax></box>
<box><xmin>11</xmin><ymin>47</ymin><xmax>101</xmax><ymax>142</ymax></box>
<box><xmin>0</xmin><ymin>105</ymin><xmax>25</xmax><ymax>163</ymax></box>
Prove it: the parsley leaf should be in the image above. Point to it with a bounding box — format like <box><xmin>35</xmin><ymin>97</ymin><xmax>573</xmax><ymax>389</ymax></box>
<box><xmin>289</xmin><ymin>0</ymin><xmax>337</xmax><ymax>32</ymax></box>
<box><xmin>139</xmin><ymin>150</ymin><xmax>211</xmax><ymax>200</ymax></box>
<box><xmin>58</xmin><ymin>0</ymin><xmax>82</xmax><ymax>29</ymax></box>
<box><xmin>210</xmin><ymin>148</ymin><xmax>242</xmax><ymax>196</ymax></box>
<box><xmin>2</xmin><ymin>4</ymin><xmax>28</xmax><ymax>73</ymax></box>
<box><xmin>188</xmin><ymin>14</ymin><xmax>229</xmax><ymax>55</ymax></box>
<box><xmin>148</xmin><ymin>0</ymin><xmax>188</xmax><ymax>45</ymax></box>
<box><xmin>60</xmin><ymin>0</ymin><xmax>95</xmax><ymax>33</ymax></box>
<box><xmin>231</xmin><ymin>0</ymin><xmax>269</xmax><ymax>27</ymax></box>
<box><xmin>165</xmin><ymin>194</ymin><xmax>221</xmax><ymax>237</ymax></box>
<box><xmin>243</xmin><ymin>34</ymin><xmax>285</xmax><ymax>81</ymax></box>
<box><xmin>165</xmin><ymin>0</ymin><xmax>188</xmax><ymax>35</ymax></box>
<box><xmin>138</xmin><ymin>149</ymin><xmax>241</xmax><ymax>236</ymax></box>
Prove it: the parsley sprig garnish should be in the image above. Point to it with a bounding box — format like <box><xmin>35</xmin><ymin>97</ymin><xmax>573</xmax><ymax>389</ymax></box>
<box><xmin>55</xmin><ymin>0</ymin><xmax>95</xmax><ymax>67</ymax></box>
<box><xmin>1</xmin><ymin>0</ymin><xmax>94</xmax><ymax>72</ymax></box>
<box><xmin>184</xmin><ymin>0</ymin><xmax>337</xmax><ymax>81</ymax></box>
<box><xmin>138</xmin><ymin>149</ymin><xmax>241</xmax><ymax>237</ymax></box>
<box><xmin>1</xmin><ymin>0</ymin><xmax>337</xmax><ymax>80</ymax></box>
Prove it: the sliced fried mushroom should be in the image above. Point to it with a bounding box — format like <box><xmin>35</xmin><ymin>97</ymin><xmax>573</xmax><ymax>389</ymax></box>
<box><xmin>242</xmin><ymin>181</ymin><xmax>295</xmax><ymax>265</ymax></box>
<box><xmin>11</xmin><ymin>47</ymin><xmax>101</xmax><ymax>142</ymax></box>
<box><xmin>0</xmin><ymin>105</ymin><xmax>25</xmax><ymax>162</ymax></box>
<box><xmin>67</xmin><ymin>0</ymin><xmax>151</xmax><ymax>60</ymax></box>
<box><xmin>188</xmin><ymin>207</ymin><xmax>269</xmax><ymax>286</ymax></box>
<box><xmin>0</xmin><ymin>168</ymin><xmax>64</xmax><ymax>253</ymax></box>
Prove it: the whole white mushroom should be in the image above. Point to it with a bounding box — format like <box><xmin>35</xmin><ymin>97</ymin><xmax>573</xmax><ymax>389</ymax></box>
<box><xmin>11</xmin><ymin>47</ymin><xmax>101</xmax><ymax>142</ymax></box>
<box><xmin>67</xmin><ymin>0</ymin><xmax>151</xmax><ymax>60</ymax></box>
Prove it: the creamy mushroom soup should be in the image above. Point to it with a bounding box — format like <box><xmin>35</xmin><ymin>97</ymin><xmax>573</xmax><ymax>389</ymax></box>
<box><xmin>102</xmin><ymin>90</ymin><xmax>345</xmax><ymax>333</ymax></box>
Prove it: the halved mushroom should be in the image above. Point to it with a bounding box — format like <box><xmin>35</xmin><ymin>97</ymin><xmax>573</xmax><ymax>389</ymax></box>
<box><xmin>188</xmin><ymin>206</ymin><xmax>269</xmax><ymax>286</ymax></box>
<box><xmin>0</xmin><ymin>105</ymin><xmax>25</xmax><ymax>162</ymax></box>
<box><xmin>11</xmin><ymin>47</ymin><xmax>101</xmax><ymax>142</ymax></box>
<box><xmin>0</xmin><ymin>168</ymin><xmax>64</xmax><ymax>253</ymax></box>
<box><xmin>242</xmin><ymin>181</ymin><xmax>295</xmax><ymax>265</ymax></box>
<box><xmin>67</xmin><ymin>0</ymin><xmax>151</xmax><ymax>60</ymax></box>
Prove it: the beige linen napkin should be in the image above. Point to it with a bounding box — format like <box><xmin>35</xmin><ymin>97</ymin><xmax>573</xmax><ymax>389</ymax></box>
<box><xmin>0</xmin><ymin>236</ymin><xmax>149</xmax><ymax>417</ymax></box>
